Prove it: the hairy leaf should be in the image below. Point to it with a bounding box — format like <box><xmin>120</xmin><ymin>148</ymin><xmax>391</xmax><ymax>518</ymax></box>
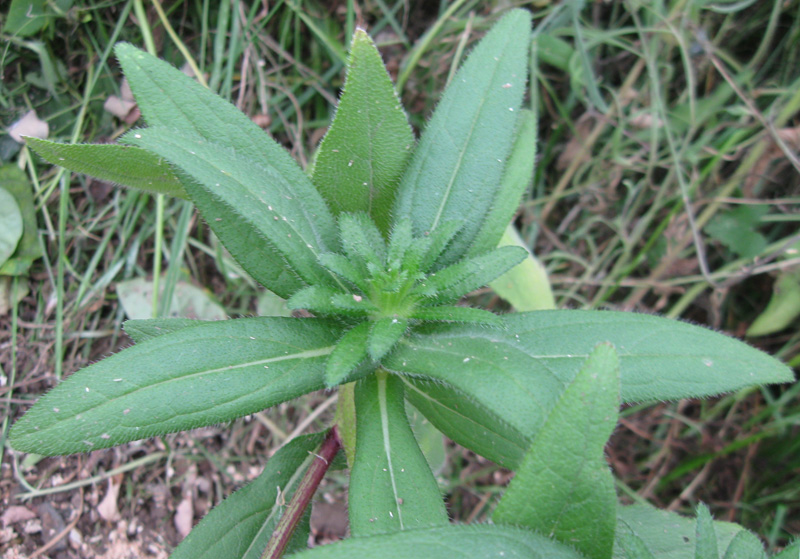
<box><xmin>722</xmin><ymin>530</ymin><xmax>767</xmax><ymax>559</ymax></box>
<box><xmin>469</xmin><ymin>109</ymin><xmax>537</xmax><ymax>257</ymax></box>
<box><xmin>368</xmin><ymin>317</ymin><xmax>408</xmax><ymax>360</ymax></box>
<box><xmin>401</xmin><ymin>378</ymin><xmax>527</xmax><ymax>468</ymax></box>
<box><xmin>115</xmin><ymin>43</ymin><xmax>339</xmax><ymax>295</ymax></box>
<box><xmin>384</xmin><ymin>311</ymin><xmax>792</xmax><ymax>450</ymax></box>
<box><xmin>123</xmin><ymin>317</ymin><xmax>207</xmax><ymax>344</ymax></box>
<box><xmin>170</xmin><ymin>433</ymin><xmax>324</xmax><ymax>559</ymax></box>
<box><xmin>614</xmin><ymin>505</ymin><xmax>745</xmax><ymax>559</ymax></box>
<box><xmin>410</xmin><ymin>305</ymin><xmax>501</xmax><ymax>326</ymax></box>
<box><xmin>26</xmin><ymin>138</ymin><xmax>188</xmax><ymax>199</ymax></box>
<box><xmin>393</xmin><ymin>10</ymin><xmax>532</xmax><ymax>266</ymax></box>
<box><xmin>9</xmin><ymin>318</ymin><xmax>341</xmax><ymax>455</ymax></box>
<box><xmin>287</xmin><ymin>524</ymin><xmax>585</xmax><ymax>558</ymax></box>
<box><xmin>493</xmin><ymin>343</ymin><xmax>619</xmax><ymax>559</ymax></box>
<box><xmin>415</xmin><ymin>245</ymin><xmax>526</xmax><ymax>302</ymax></box>
<box><xmin>312</xmin><ymin>30</ymin><xmax>414</xmax><ymax>236</ymax></box>
<box><xmin>326</xmin><ymin>322</ymin><xmax>371</xmax><ymax>387</ymax></box>
<box><xmin>695</xmin><ymin>503</ymin><xmax>719</xmax><ymax>559</ymax></box>
<box><xmin>348</xmin><ymin>372</ymin><xmax>448</xmax><ymax>536</ymax></box>
<box><xmin>126</xmin><ymin>128</ymin><xmax>339</xmax><ymax>295</ymax></box>
<box><xmin>489</xmin><ymin>224</ymin><xmax>556</xmax><ymax>312</ymax></box>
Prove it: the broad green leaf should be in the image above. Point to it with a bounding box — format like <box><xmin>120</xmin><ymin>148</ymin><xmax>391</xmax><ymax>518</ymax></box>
<box><xmin>722</xmin><ymin>530</ymin><xmax>767</xmax><ymax>559</ymax></box>
<box><xmin>0</xmin><ymin>188</ymin><xmax>23</xmax><ymax>268</ymax></box>
<box><xmin>0</xmin><ymin>165</ymin><xmax>43</xmax><ymax>275</ymax></box>
<box><xmin>393</xmin><ymin>10</ymin><xmax>532</xmax><ymax>266</ymax></box>
<box><xmin>415</xmin><ymin>245</ymin><xmax>526</xmax><ymax>302</ymax></box>
<box><xmin>123</xmin><ymin>317</ymin><xmax>207</xmax><ymax>344</ymax></box>
<box><xmin>493</xmin><ymin>343</ymin><xmax>619</xmax><ymax>559</ymax></box>
<box><xmin>401</xmin><ymin>377</ymin><xmax>527</xmax><ymax>468</ymax></box>
<box><xmin>349</xmin><ymin>372</ymin><xmax>448</xmax><ymax>536</ymax></box>
<box><xmin>170</xmin><ymin>433</ymin><xmax>324</xmax><ymax>559</ymax></box>
<box><xmin>490</xmin><ymin>224</ymin><xmax>556</xmax><ymax>311</ymax></box>
<box><xmin>3</xmin><ymin>0</ymin><xmax>48</xmax><ymax>36</ymax></box>
<box><xmin>26</xmin><ymin>138</ymin><xmax>188</xmax><ymax>199</ymax></box>
<box><xmin>287</xmin><ymin>524</ymin><xmax>586</xmax><ymax>559</ymax></box>
<box><xmin>747</xmin><ymin>268</ymin><xmax>800</xmax><ymax>337</ymax></box>
<box><xmin>126</xmin><ymin>128</ymin><xmax>339</xmax><ymax>296</ymax></box>
<box><xmin>383</xmin><ymin>311</ymin><xmax>792</xmax><ymax>460</ymax></box>
<box><xmin>326</xmin><ymin>322</ymin><xmax>371</xmax><ymax>386</ymax></box>
<box><xmin>115</xmin><ymin>43</ymin><xmax>339</xmax><ymax>295</ymax></box>
<box><xmin>9</xmin><ymin>317</ymin><xmax>341</xmax><ymax>455</ymax></box>
<box><xmin>695</xmin><ymin>503</ymin><xmax>719</xmax><ymax>559</ymax></box>
<box><xmin>705</xmin><ymin>204</ymin><xmax>768</xmax><ymax>259</ymax></box>
<box><xmin>312</xmin><ymin>30</ymin><xmax>414</xmax><ymax>236</ymax></box>
<box><xmin>114</xmin><ymin>44</ymin><xmax>326</xmax><ymax>202</ymax></box>
<box><xmin>614</xmin><ymin>504</ymin><xmax>745</xmax><ymax>559</ymax></box>
<box><xmin>469</xmin><ymin>109</ymin><xmax>537</xmax><ymax>257</ymax></box>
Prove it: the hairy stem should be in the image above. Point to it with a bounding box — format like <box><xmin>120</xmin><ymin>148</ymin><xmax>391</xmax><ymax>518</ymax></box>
<box><xmin>262</xmin><ymin>427</ymin><xmax>342</xmax><ymax>559</ymax></box>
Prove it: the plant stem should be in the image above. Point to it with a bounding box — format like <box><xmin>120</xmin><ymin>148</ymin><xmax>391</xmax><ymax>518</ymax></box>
<box><xmin>261</xmin><ymin>427</ymin><xmax>342</xmax><ymax>559</ymax></box>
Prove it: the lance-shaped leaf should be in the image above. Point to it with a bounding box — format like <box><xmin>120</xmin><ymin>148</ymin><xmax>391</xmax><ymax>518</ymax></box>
<box><xmin>9</xmin><ymin>317</ymin><xmax>341</xmax><ymax>455</ymax></box>
<box><xmin>286</xmin><ymin>524</ymin><xmax>585</xmax><ymax>559</ymax></box>
<box><xmin>123</xmin><ymin>317</ymin><xmax>207</xmax><ymax>344</ymax></box>
<box><xmin>326</xmin><ymin>322</ymin><xmax>371</xmax><ymax>387</ymax></box>
<box><xmin>401</xmin><ymin>378</ymin><xmax>528</xmax><ymax>469</ymax></box>
<box><xmin>695</xmin><ymin>503</ymin><xmax>719</xmax><ymax>559</ymax></box>
<box><xmin>114</xmin><ymin>43</ymin><xmax>339</xmax><ymax>296</ymax></box>
<box><xmin>384</xmin><ymin>310</ymin><xmax>793</xmax><ymax>451</ymax></box>
<box><xmin>414</xmin><ymin>245</ymin><xmax>526</xmax><ymax>302</ymax></box>
<box><xmin>126</xmin><ymin>128</ymin><xmax>340</xmax><ymax>295</ymax></box>
<box><xmin>469</xmin><ymin>109</ymin><xmax>537</xmax><ymax>257</ymax></box>
<box><xmin>170</xmin><ymin>433</ymin><xmax>324</xmax><ymax>559</ymax></box>
<box><xmin>614</xmin><ymin>504</ymin><xmax>746</xmax><ymax>559</ymax></box>
<box><xmin>348</xmin><ymin>372</ymin><xmax>448</xmax><ymax>536</ymax></box>
<box><xmin>392</xmin><ymin>9</ymin><xmax>532</xmax><ymax>266</ymax></box>
<box><xmin>368</xmin><ymin>317</ymin><xmax>408</xmax><ymax>361</ymax></box>
<box><xmin>410</xmin><ymin>305</ymin><xmax>501</xmax><ymax>326</ymax></box>
<box><xmin>114</xmin><ymin>44</ymin><xmax>327</xmax><ymax>207</ymax></box>
<box><xmin>26</xmin><ymin>138</ymin><xmax>188</xmax><ymax>199</ymax></box>
<box><xmin>493</xmin><ymin>343</ymin><xmax>620</xmax><ymax>559</ymax></box>
<box><xmin>312</xmin><ymin>30</ymin><xmax>414</xmax><ymax>236</ymax></box>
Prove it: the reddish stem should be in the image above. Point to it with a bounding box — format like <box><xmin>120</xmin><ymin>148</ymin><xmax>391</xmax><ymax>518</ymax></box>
<box><xmin>261</xmin><ymin>426</ymin><xmax>342</xmax><ymax>559</ymax></box>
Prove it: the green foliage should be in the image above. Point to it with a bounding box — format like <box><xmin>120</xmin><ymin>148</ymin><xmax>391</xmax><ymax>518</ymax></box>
<box><xmin>12</xmin><ymin>8</ymin><xmax>794</xmax><ymax>559</ymax></box>
<box><xmin>492</xmin><ymin>343</ymin><xmax>620</xmax><ymax>559</ymax></box>
<box><xmin>25</xmin><ymin>139</ymin><xmax>188</xmax><ymax>199</ymax></box>
<box><xmin>0</xmin><ymin>165</ymin><xmax>42</xmax><ymax>276</ymax></box>
<box><xmin>312</xmin><ymin>29</ymin><xmax>414</xmax><ymax>236</ymax></box>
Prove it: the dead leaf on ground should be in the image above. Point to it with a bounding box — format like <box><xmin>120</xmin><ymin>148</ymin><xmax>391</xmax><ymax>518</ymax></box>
<box><xmin>97</xmin><ymin>475</ymin><xmax>123</xmax><ymax>522</ymax></box>
<box><xmin>1</xmin><ymin>506</ymin><xmax>36</xmax><ymax>525</ymax></box>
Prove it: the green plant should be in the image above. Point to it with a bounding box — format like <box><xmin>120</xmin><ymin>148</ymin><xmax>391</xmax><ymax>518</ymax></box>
<box><xmin>10</xmin><ymin>9</ymin><xmax>794</xmax><ymax>558</ymax></box>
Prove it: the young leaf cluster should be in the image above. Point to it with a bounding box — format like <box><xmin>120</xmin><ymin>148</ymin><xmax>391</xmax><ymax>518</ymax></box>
<box><xmin>10</xmin><ymin>8</ymin><xmax>794</xmax><ymax>559</ymax></box>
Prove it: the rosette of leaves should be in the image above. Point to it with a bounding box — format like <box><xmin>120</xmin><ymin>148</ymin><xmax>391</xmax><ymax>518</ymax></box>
<box><xmin>12</xmin><ymin>10</ymin><xmax>793</xmax><ymax>559</ymax></box>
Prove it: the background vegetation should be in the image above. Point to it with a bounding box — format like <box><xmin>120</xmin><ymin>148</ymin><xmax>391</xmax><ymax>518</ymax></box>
<box><xmin>1</xmin><ymin>0</ymin><xmax>798</xmax><ymax>557</ymax></box>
